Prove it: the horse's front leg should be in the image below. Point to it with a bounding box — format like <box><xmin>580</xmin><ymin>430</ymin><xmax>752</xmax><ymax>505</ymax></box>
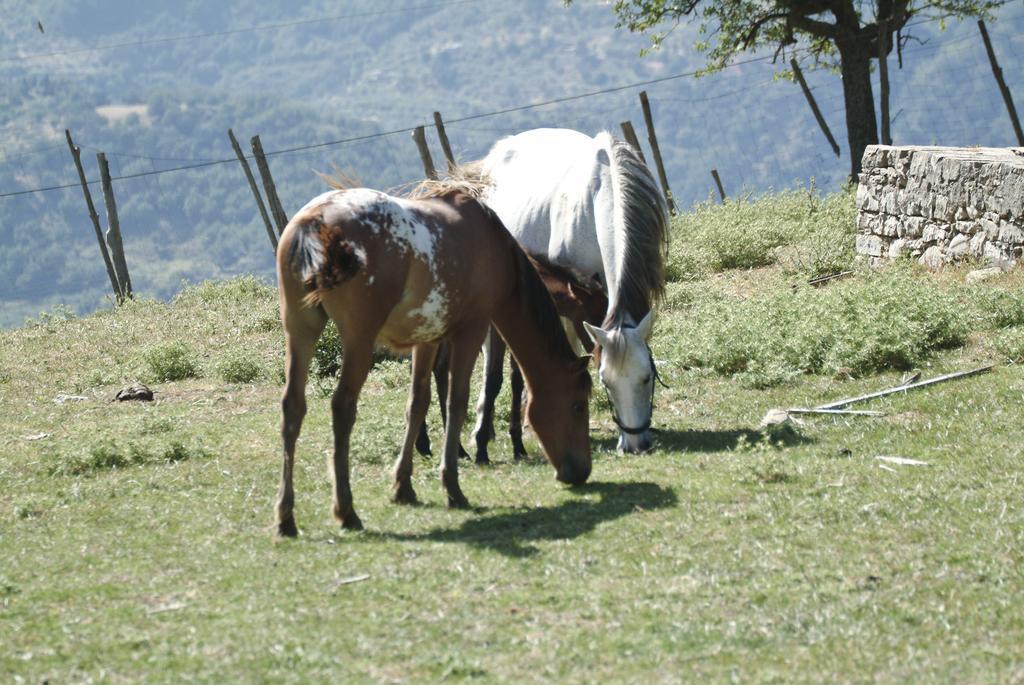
<box><xmin>472</xmin><ymin>327</ymin><xmax>505</xmax><ymax>465</ymax></box>
<box><xmin>509</xmin><ymin>357</ymin><xmax>528</xmax><ymax>460</ymax></box>
<box><xmin>328</xmin><ymin>336</ymin><xmax>376</xmax><ymax>531</ymax></box>
<box><xmin>393</xmin><ymin>343</ymin><xmax>439</xmax><ymax>504</ymax></box>
<box><xmin>277</xmin><ymin>309</ymin><xmax>327</xmax><ymax>538</ymax></box>
<box><xmin>442</xmin><ymin>323</ymin><xmax>489</xmax><ymax>508</ymax></box>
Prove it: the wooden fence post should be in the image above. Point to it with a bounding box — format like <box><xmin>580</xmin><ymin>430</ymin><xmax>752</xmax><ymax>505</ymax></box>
<box><xmin>412</xmin><ymin>126</ymin><xmax>437</xmax><ymax>179</ymax></box>
<box><xmin>250</xmin><ymin>135</ymin><xmax>288</xmax><ymax>234</ymax></box>
<box><xmin>790</xmin><ymin>59</ymin><xmax>842</xmax><ymax>157</ymax></box>
<box><xmin>96</xmin><ymin>152</ymin><xmax>132</xmax><ymax>301</ymax></box>
<box><xmin>638</xmin><ymin>91</ymin><xmax>676</xmax><ymax>214</ymax></box>
<box><xmin>878</xmin><ymin>19</ymin><xmax>893</xmax><ymax>145</ymax></box>
<box><xmin>978</xmin><ymin>20</ymin><xmax>1024</xmax><ymax>146</ymax></box>
<box><xmin>432</xmin><ymin>111</ymin><xmax>455</xmax><ymax>170</ymax></box>
<box><xmin>711</xmin><ymin>169</ymin><xmax>727</xmax><ymax>203</ymax></box>
<box><xmin>619</xmin><ymin>120</ymin><xmax>647</xmax><ymax>164</ymax></box>
<box><xmin>65</xmin><ymin>130</ymin><xmax>121</xmax><ymax>302</ymax></box>
<box><xmin>228</xmin><ymin>129</ymin><xmax>277</xmax><ymax>251</ymax></box>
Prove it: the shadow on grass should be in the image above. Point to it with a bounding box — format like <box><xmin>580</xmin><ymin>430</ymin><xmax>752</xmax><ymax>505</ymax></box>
<box><xmin>368</xmin><ymin>481</ymin><xmax>677</xmax><ymax>558</ymax></box>
<box><xmin>593</xmin><ymin>427</ymin><xmax>814</xmax><ymax>454</ymax></box>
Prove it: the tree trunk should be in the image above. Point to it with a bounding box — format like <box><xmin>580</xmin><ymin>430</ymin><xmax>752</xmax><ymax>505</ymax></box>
<box><xmin>837</xmin><ymin>40</ymin><xmax>879</xmax><ymax>179</ymax></box>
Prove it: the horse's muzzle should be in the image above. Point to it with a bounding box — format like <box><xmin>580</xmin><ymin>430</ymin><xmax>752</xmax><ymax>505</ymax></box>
<box><xmin>556</xmin><ymin>459</ymin><xmax>591</xmax><ymax>485</ymax></box>
<box><xmin>618</xmin><ymin>432</ymin><xmax>653</xmax><ymax>454</ymax></box>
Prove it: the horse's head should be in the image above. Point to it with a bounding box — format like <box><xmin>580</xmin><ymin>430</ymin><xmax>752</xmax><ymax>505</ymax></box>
<box><xmin>565</xmin><ymin>278</ymin><xmax>608</xmax><ymax>327</ymax></box>
<box><xmin>526</xmin><ymin>355</ymin><xmax>593</xmax><ymax>485</ymax></box>
<box><xmin>583</xmin><ymin>311</ymin><xmax>656</xmax><ymax>454</ymax></box>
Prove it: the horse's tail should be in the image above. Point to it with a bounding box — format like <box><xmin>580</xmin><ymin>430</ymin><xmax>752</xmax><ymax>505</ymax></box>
<box><xmin>285</xmin><ymin>217</ymin><xmax>366</xmax><ymax>308</ymax></box>
<box><xmin>603</xmin><ymin>133</ymin><xmax>670</xmax><ymax>323</ymax></box>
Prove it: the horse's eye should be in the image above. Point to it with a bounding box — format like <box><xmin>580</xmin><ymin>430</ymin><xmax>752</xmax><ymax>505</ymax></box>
<box><xmin>642</xmin><ymin>375</ymin><xmax>652</xmax><ymax>385</ymax></box>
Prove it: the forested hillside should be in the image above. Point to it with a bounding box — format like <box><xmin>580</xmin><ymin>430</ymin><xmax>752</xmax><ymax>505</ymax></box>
<box><xmin>1</xmin><ymin>0</ymin><xmax>1022</xmax><ymax>326</ymax></box>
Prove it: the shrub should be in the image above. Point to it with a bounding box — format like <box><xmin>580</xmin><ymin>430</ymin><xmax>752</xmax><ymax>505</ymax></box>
<box><xmin>312</xmin><ymin>324</ymin><xmax>343</xmax><ymax>379</ymax></box>
<box><xmin>175</xmin><ymin>276</ymin><xmax>275</xmax><ymax>305</ymax></box>
<box><xmin>993</xmin><ymin>326</ymin><xmax>1024</xmax><ymax>362</ymax></box>
<box><xmin>217</xmin><ymin>352</ymin><xmax>262</xmax><ymax>384</ymax></box>
<box><xmin>666</xmin><ymin>186</ymin><xmax>856</xmax><ymax>281</ymax></box>
<box><xmin>663</xmin><ymin>265</ymin><xmax>969</xmax><ymax>380</ymax></box>
<box><xmin>47</xmin><ymin>440</ymin><xmax>208</xmax><ymax>476</ymax></box>
<box><xmin>144</xmin><ymin>342</ymin><xmax>200</xmax><ymax>382</ymax></box>
<box><xmin>970</xmin><ymin>286</ymin><xmax>1024</xmax><ymax>329</ymax></box>
<box><xmin>49</xmin><ymin>440</ymin><xmax>147</xmax><ymax>476</ymax></box>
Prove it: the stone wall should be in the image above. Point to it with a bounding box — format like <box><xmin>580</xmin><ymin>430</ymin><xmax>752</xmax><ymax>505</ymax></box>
<box><xmin>855</xmin><ymin>145</ymin><xmax>1024</xmax><ymax>268</ymax></box>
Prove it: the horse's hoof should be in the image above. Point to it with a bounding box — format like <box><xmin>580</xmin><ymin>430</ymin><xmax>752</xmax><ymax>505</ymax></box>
<box><xmin>475</xmin><ymin>455</ymin><xmax>491</xmax><ymax>466</ymax></box>
<box><xmin>458</xmin><ymin>444</ymin><xmax>470</xmax><ymax>460</ymax></box>
<box><xmin>341</xmin><ymin>511</ymin><xmax>364</xmax><ymax>531</ymax></box>
<box><xmin>392</xmin><ymin>481</ymin><xmax>418</xmax><ymax>505</ymax></box>
<box><xmin>276</xmin><ymin>517</ymin><xmax>299</xmax><ymax>538</ymax></box>
<box><xmin>513</xmin><ymin>450</ymin><xmax>528</xmax><ymax>461</ymax></box>
<box><xmin>447</xmin><ymin>493</ymin><xmax>471</xmax><ymax>510</ymax></box>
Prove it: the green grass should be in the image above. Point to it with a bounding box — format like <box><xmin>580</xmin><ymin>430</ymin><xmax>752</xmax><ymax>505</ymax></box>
<box><xmin>3</xmin><ymin>192</ymin><xmax>1024</xmax><ymax>682</ymax></box>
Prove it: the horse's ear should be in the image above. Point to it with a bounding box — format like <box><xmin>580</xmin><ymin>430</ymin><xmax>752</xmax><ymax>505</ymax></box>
<box><xmin>583</xmin><ymin>321</ymin><xmax>612</xmax><ymax>349</ymax></box>
<box><xmin>636</xmin><ymin>311</ymin><xmax>654</xmax><ymax>342</ymax></box>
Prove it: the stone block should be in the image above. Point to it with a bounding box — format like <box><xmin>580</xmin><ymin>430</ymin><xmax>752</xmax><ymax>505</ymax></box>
<box><xmin>922</xmin><ymin>224</ymin><xmax>947</xmax><ymax>243</ymax></box>
<box><xmin>888</xmin><ymin>238</ymin><xmax>909</xmax><ymax>259</ymax></box>
<box><xmin>919</xmin><ymin>245</ymin><xmax>945</xmax><ymax>269</ymax></box>
<box><xmin>856</xmin><ymin>234</ymin><xmax>884</xmax><ymax>257</ymax></box>
<box><xmin>948</xmin><ymin>233</ymin><xmax>970</xmax><ymax>259</ymax></box>
<box><xmin>970</xmin><ymin>232</ymin><xmax>987</xmax><ymax>257</ymax></box>
<box><xmin>966</xmin><ymin>266</ymin><xmax>1003</xmax><ymax>284</ymax></box>
<box><xmin>881</xmin><ymin>190</ymin><xmax>899</xmax><ymax>215</ymax></box>
<box><xmin>882</xmin><ymin>215</ymin><xmax>901</xmax><ymax>237</ymax></box>
<box><xmin>998</xmin><ymin>222</ymin><xmax>1024</xmax><ymax>244</ymax></box>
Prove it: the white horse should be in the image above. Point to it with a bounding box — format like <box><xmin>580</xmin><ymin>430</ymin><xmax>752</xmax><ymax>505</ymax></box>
<box><xmin>473</xmin><ymin>128</ymin><xmax>669</xmax><ymax>454</ymax></box>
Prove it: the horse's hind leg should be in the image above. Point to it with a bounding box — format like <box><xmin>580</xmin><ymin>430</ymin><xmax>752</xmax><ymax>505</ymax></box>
<box><xmin>278</xmin><ymin>309</ymin><xmax>328</xmax><ymax>538</ymax></box>
<box><xmin>441</xmin><ymin>322</ymin><xmax>490</xmax><ymax>509</ymax></box>
<box><xmin>393</xmin><ymin>343</ymin><xmax>439</xmax><ymax>505</ymax></box>
<box><xmin>509</xmin><ymin>358</ymin><xmax>528</xmax><ymax>460</ymax></box>
<box><xmin>472</xmin><ymin>328</ymin><xmax>505</xmax><ymax>465</ymax></box>
<box><xmin>327</xmin><ymin>332</ymin><xmax>377</xmax><ymax>531</ymax></box>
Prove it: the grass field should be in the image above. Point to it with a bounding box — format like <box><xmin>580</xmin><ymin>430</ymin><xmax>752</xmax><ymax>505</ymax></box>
<box><xmin>3</xmin><ymin>189</ymin><xmax>1024</xmax><ymax>683</ymax></box>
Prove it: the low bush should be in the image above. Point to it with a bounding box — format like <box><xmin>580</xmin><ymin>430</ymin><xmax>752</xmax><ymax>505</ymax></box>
<box><xmin>175</xmin><ymin>276</ymin><xmax>275</xmax><ymax>306</ymax></box>
<box><xmin>217</xmin><ymin>351</ymin><xmax>262</xmax><ymax>384</ymax></box>
<box><xmin>48</xmin><ymin>439</ymin><xmax>209</xmax><ymax>477</ymax></box>
<box><xmin>667</xmin><ymin>186</ymin><xmax>856</xmax><ymax>281</ymax></box>
<box><xmin>661</xmin><ymin>265</ymin><xmax>969</xmax><ymax>381</ymax></box>
<box><xmin>993</xmin><ymin>326</ymin><xmax>1024</xmax><ymax>362</ymax></box>
<box><xmin>144</xmin><ymin>342</ymin><xmax>200</xmax><ymax>382</ymax></box>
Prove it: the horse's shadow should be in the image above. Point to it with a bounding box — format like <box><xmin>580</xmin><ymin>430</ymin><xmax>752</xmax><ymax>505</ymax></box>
<box><xmin>365</xmin><ymin>481</ymin><xmax>677</xmax><ymax>558</ymax></box>
<box><xmin>594</xmin><ymin>426</ymin><xmax>813</xmax><ymax>453</ymax></box>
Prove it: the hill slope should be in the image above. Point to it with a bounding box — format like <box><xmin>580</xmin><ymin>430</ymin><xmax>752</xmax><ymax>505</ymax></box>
<box><xmin>1</xmin><ymin>0</ymin><xmax>1022</xmax><ymax>325</ymax></box>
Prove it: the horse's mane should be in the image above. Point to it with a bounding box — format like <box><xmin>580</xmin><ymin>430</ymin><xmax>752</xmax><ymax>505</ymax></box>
<box><xmin>604</xmin><ymin>136</ymin><xmax>669</xmax><ymax>328</ymax></box>
<box><xmin>407</xmin><ymin>162</ymin><xmax>491</xmax><ymax>200</ymax></box>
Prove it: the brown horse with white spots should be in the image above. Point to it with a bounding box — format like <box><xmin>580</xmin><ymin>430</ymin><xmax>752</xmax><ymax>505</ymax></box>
<box><xmin>275</xmin><ymin>186</ymin><xmax>592</xmax><ymax>536</ymax></box>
